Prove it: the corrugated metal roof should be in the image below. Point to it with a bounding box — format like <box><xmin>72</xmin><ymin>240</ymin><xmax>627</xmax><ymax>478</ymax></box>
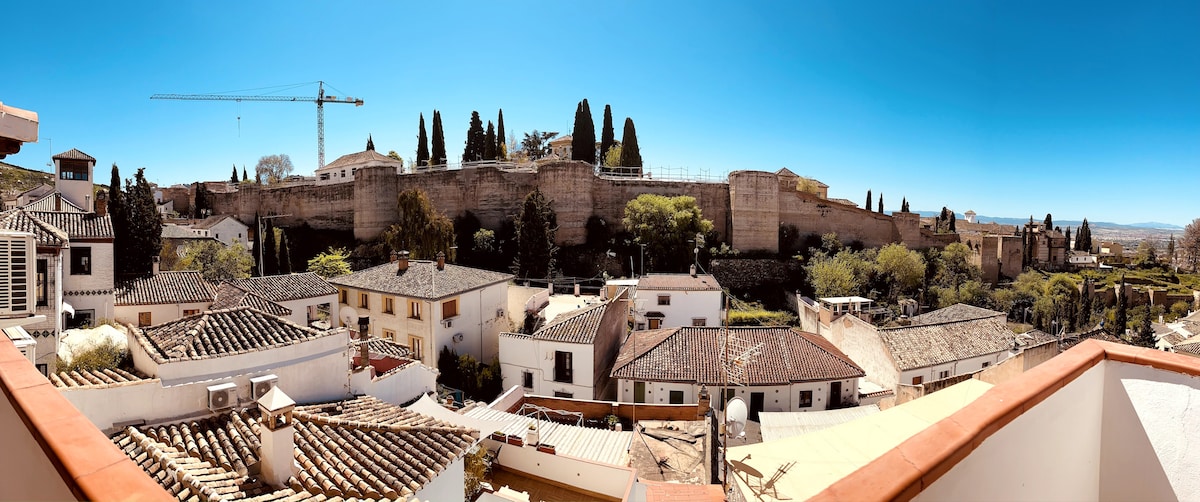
<box><xmin>462</xmin><ymin>405</ymin><xmax>633</xmax><ymax>466</ymax></box>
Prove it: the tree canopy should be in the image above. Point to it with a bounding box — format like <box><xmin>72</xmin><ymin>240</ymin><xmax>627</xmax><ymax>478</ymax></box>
<box><xmin>617</xmin><ymin>117</ymin><xmax>641</xmax><ymax>168</ymax></box>
<box><xmin>113</xmin><ymin>167</ymin><xmax>163</xmax><ymax>277</ymax></box>
<box><xmin>416</xmin><ymin>113</ymin><xmax>430</xmax><ymax>166</ymax></box>
<box><xmin>255</xmin><ymin>154</ymin><xmax>294</xmax><ymax>184</ymax></box>
<box><xmin>599</xmin><ymin>104</ymin><xmax>615</xmax><ymax>167</ymax></box>
<box><xmin>307</xmin><ymin>247</ymin><xmax>352</xmax><ymax>279</ymax></box>
<box><xmin>1182</xmin><ymin>218</ymin><xmax>1200</xmax><ymax>271</ymax></box>
<box><xmin>622</xmin><ymin>194</ymin><xmax>714</xmax><ymax>273</ymax></box>
<box><xmin>430</xmin><ymin>110</ymin><xmax>447</xmax><ymax>165</ymax></box>
<box><xmin>571</xmin><ymin>99</ymin><xmax>596</xmax><ymax>164</ymax></box>
<box><xmin>383</xmin><ymin>189</ymin><xmax>454</xmax><ymax>259</ymax></box>
<box><xmin>520</xmin><ymin>130</ymin><xmax>558</xmax><ymax>160</ymax></box>
<box><xmin>483</xmin><ymin>121</ymin><xmax>497</xmax><ymax>161</ymax></box>
<box><xmin>496</xmin><ymin>109</ymin><xmax>507</xmax><ymax>161</ymax></box>
<box><xmin>180</xmin><ymin>241</ymin><xmax>253</xmax><ymax>282</ymax></box>
<box><xmin>463</xmin><ymin>111</ymin><xmax>485</xmax><ymax>162</ymax></box>
<box><xmin>514</xmin><ymin>188</ymin><xmax>557</xmax><ymax>279</ymax></box>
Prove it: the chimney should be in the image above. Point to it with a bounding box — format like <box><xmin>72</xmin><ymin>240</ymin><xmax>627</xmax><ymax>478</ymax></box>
<box><xmin>85</xmin><ymin>194</ymin><xmax>91</xmax><ymax>213</ymax></box>
<box><xmin>690</xmin><ymin>264</ymin><xmax>697</xmax><ymax>277</ymax></box>
<box><xmin>357</xmin><ymin>316</ymin><xmax>371</xmax><ymax>371</ymax></box>
<box><xmin>436</xmin><ymin>251</ymin><xmax>445</xmax><ymax>270</ymax></box>
<box><xmin>390</xmin><ymin>251</ymin><xmax>398</xmax><ymax>263</ymax></box>
<box><xmin>55</xmin><ymin>195</ymin><xmax>61</xmax><ymax>212</ymax></box>
<box><xmin>256</xmin><ymin>387</ymin><xmax>296</xmax><ymax>489</ymax></box>
<box><xmin>152</xmin><ymin>256</ymin><xmax>160</xmax><ymax>275</ymax></box>
<box><xmin>697</xmin><ymin>385</ymin><xmax>710</xmax><ymax>419</ymax></box>
<box><xmin>95</xmin><ymin>190</ymin><xmax>108</xmax><ymax>217</ymax></box>
<box><xmin>397</xmin><ymin>250</ymin><xmax>410</xmax><ymax>272</ymax></box>
<box><xmin>574</xmin><ymin>283</ymin><xmax>580</xmax><ymax>297</ymax></box>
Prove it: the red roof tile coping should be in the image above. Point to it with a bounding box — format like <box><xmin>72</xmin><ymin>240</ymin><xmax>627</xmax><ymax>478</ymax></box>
<box><xmin>0</xmin><ymin>338</ymin><xmax>172</xmax><ymax>501</ymax></box>
<box><xmin>810</xmin><ymin>340</ymin><xmax>1200</xmax><ymax>502</ymax></box>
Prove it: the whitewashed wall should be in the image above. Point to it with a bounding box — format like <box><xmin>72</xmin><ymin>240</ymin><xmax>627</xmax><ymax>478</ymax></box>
<box><xmin>499</xmin><ymin>336</ymin><xmax>594</xmax><ymax>399</ymax></box>
<box><xmin>413</xmin><ymin>456</ymin><xmax>465</xmax><ymax>502</ymax></box>
<box><xmin>636</xmin><ymin>288</ymin><xmax>721</xmax><ymax>329</ymax></box>
<box><xmin>492</xmin><ymin>441</ymin><xmax>636</xmax><ymax>500</ymax></box>
<box><xmin>363</xmin><ymin>363</ymin><xmax>438</xmax><ymax>406</ymax></box>
<box><xmin>616</xmin><ymin>379</ymin><xmax>859</xmax><ymax>412</ymax></box>
<box><xmin>827</xmin><ymin>314</ymin><xmax>900</xmax><ymax>390</ymax></box>
<box><xmin>899</xmin><ymin>352</ymin><xmax>1007</xmax><ymax>386</ymax></box>
<box><xmin>114</xmin><ymin>301</ymin><xmax>211</xmax><ymax>327</ymax></box>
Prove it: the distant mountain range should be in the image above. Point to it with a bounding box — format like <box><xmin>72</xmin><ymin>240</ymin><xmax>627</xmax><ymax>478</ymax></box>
<box><xmin>911</xmin><ymin>211</ymin><xmax>1183</xmax><ymax>231</ymax></box>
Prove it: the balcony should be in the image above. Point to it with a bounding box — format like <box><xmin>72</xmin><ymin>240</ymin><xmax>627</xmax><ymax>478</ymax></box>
<box><xmin>0</xmin><ymin>337</ymin><xmax>170</xmax><ymax>501</ymax></box>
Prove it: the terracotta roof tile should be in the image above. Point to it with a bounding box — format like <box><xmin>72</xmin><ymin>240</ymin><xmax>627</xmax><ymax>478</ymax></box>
<box><xmin>507</xmin><ymin>295</ymin><xmax>624</xmax><ymax>344</ymax></box>
<box><xmin>322</xmin><ymin>149</ymin><xmax>401</xmax><ymax>171</ymax></box>
<box><xmin>880</xmin><ymin>316</ymin><xmax>1023</xmax><ymax>371</ymax></box>
<box><xmin>228</xmin><ymin>273</ymin><xmax>337</xmax><ymax>302</ymax></box>
<box><xmin>191</xmin><ymin>214</ymin><xmax>243</xmax><ymax>230</ymax></box>
<box><xmin>115</xmin><ymin>271</ymin><xmax>216</xmax><ymax>306</ymax></box>
<box><xmin>211</xmin><ymin>282</ymin><xmax>293</xmax><ymax>317</ymax></box>
<box><xmin>22</xmin><ymin>192</ymin><xmax>87</xmax><ymax>212</ymax></box>
<box><xmin>0</xmin><ymin>209</ymin><xmax>68</xmax><ymax>246</ymax></box>
<box><xmin>133</xmin><ymin>306</ymin><xmax>334</xmax><ymax>363</ymax></box>
<box><xmin>637</xmin><ymin>273</ymin><xmax>721</xmax><ymax>292</ymax></box>
<box><xmin>328</xmin><ymin>261</ymin><xmax>512</xmax><ymax>300</ymax></box>
<box><xmin>25</xmin><ymin>210</ymin><xmax>113</xmax><ymax>239</ymax></box>
<box><xmin>52</xmin><ymin>148</ymin><xmax>96</xmax><ymax>161</ymax></box>
<box><xmin>612</xmin><ymin>326</ymin><xmax>865</xmax><ymax>385</ymax></box>
<box><xmin>909</xmin><ymin>303</ymin><xmax>1005</xmax><ymax>325</ymax></box>
<box><xmin>356</xmin><ymin>337</ymin><xmax>412</xmax><ymax>359</ymax></box>
<box><xmin>51</xmin><ymin>367</ymin><xmax>153</xmax><ymax>388</ymax></box>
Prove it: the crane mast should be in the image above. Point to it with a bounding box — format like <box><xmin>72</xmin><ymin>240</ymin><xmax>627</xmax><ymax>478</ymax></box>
<box><xmin>151</xmin><ymin>81</ymin><xmax>363</xmax><ymax>169</ymax></box>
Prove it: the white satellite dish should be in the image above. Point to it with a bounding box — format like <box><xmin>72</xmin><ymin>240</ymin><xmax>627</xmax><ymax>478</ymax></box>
<box><xmin>725</xmin><ymin>397</ymin><xmax>748</xmax><ymax>439</ymax></box>
<box><xmin>339</xmin><ymin>306</ymin><xmax>359</xmax><ymax>329</ymax></box>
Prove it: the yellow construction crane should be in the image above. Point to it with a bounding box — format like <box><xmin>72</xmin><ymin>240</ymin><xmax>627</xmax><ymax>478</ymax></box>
<box><xmin>151</xmin><ymin>81</ymin><xmax>363</xmax><ymax>169</ymax></box>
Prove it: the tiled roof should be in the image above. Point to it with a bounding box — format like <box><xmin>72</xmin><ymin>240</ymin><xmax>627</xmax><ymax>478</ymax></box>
<box><xmin>115</xmin><ymin>270</ymin><xmax>216</xmax><ymax>306</ymax></box>
<box><xmin>329</xmin><ymin>261</ymin><xmax>513</xmax><ymax>300</ymax></box>
<box><xmin>160</xmin><ymin>224</ymin><xmax>200</xmax><ymax>239</ymax></box>
<box><xmin>0</xmin><ymin>209</ymin><xmax>68</xmax><ymax>246</ymax></box>
<box><xmin>22</xmin><ymin>192</ymin><xmax>86</xmax><ymax>212</ymax></box>
<box><xmin>507</xmin><ymin>295</ymin><xmax>623</xmax><ymax>344</ymax></box>
<box><xmin>111</xmin><ymin>396</ymin><xmax>475</xmax><ymax>501</ymax></box>
<box><xmin>228</xmin><ymin>273</ymin><xmax>338</xmax><ymax>302</ymax></box>
<box><xmin>52</xmin><ymin>148</ymin><xmax>96</xmax><ymax>161</ymax></box>
<box><xmin>50</xmin><ymin>367</ymin><xmax>152</xmax><ymax>388</ymax></box>
<box><xmin>637</xmin><ymin>273</ymin><xmax>721</xmax><ymax>292</ymax></box>
<box><xmin>611</xmin><ymin>326</ymin><xmax>865</xmax><ymax>385</ymax></box>
<box><xmin>322</xmin><ymin>149</ymin><xmax>401</xmax><ymax>171</ymax></box>
<box><xmin>879</xmin><ymin>316</ymin><xmax>1023</xmax><ymax>371</ymax></box>
<box><xmin>133</xmin><ymin>306</ymin><xmax>333</xmax><ymax>363</ymax></box>
<box><xmin>191</xmin><ymin>214</ymin><xmax>245</xmax><ymax>230</ymax></box>
<box><xmin>211</xmin><ymin>282</ymin><xmax>293</xmax><ymax>317</ymax></box>
<box><xmin>26</xmin><ymin>210</ymin><xmax>113</xmax><ymax>239</ymax></box>
<box><xmin>357</xmin><ymin>337</ymin><xmax>413</xmax><ymax>359</ymax></box>
<box><xmin>910</xmin><ymin>303</ymin><xmax>1006</xmax><ymax>325</ymax></box>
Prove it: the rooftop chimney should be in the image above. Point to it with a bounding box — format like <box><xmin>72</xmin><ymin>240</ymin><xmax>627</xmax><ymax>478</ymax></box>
<box><xmin>690</xmin><ymin>264</ymin><xmax>697</xmax><ymax>277</ymax></box>
<box><xmin>94</xmin><ymin>190</ymin><xmax>108</xmax><ymax>217</ymax></box>
<box><xmin>574</xmin><ymin>283</ymin><xmax>580</xmax><ymax>297</ymax></box>
<box><xmin>390</xmin><ymin>251</ymin><xmax>398</xmax><ymax>263</ymax></box>
<box><xmin>436</xmin><ymin>251</ymin><xmax>445</xmax><ymax>270</ymax></box>
<box><xmin>152</xmin><ymin>256</ymin><xmax>160</xmax><ymax>275</ymax></box>
<box><xmin>357</xmin><ymin>316</ymin><xmax>371</xmax><ymax>372</ymax></box>
<box><xmin>397</xmin><ymin>250</ymin><xmax>410</xmax><ymax>272</ymax></box>
<box><xmin>256</xmin><ymin>387</ymin><xmax>297</xmax><ymax>489</ymax></box>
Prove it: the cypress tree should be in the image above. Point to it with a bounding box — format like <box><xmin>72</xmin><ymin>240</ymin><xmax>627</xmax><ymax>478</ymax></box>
<box><xmin>1078</xmin><ymin>279</ymin><xmax>1092</xmax><ymax>329</ymax></box>
<box><xmin>1137</xmin><ymin>308</ymin><xmax>1156</xmax><ymax>348</ymax></box>
<box><xmin>1114</xmin><ymin>275</ymin><xmax>1128</xmax><ymax>337</ymax></box>
<box><xmin>496</xmin><ymin>109</ymin><xmax>507</xmax><ymax>161</ymax></box>
<box><xmin>263</xmin><ymin>218</ymin><xmax>278</xmax><ymax>276</ymax></box>
<box><xmin>230</xmin><ymin>164</ymin><xmax>238</xmax><ymax>183</ymax></box>
<box><xmin>366</xmin><ymin>134</ymin><xmax>375</xmax><ymax>151</ymax></box>
<box><xmin>242</xmin><ymin>167</ymin><xmax>248</xmax><ymax>182</ymax></box>
<box><xmin>571</xmin><ymin>99</ymin><xmax>596</xmax><ymax>164</ymax></box>
<box><xmin>901</xmin><ymin>197</ymin><xmax>909</xmax><ymax>212</ymax></box>
<box><xmin>949</xmin><ymin>212</ymin><xmax>956</xmax><ymax>232</ymax></box>
<box><xmin>865</xmin><ymin>190</ymin><xmax>872</xmax><ymax>211</ymax></box>
<box><xmin>877</xmin><ymin>194</ymin><xmax>884</xmax><ymax>214</ymax></box>
<box><xmin>1065</xmin><ymin>227</ymin><xmax>1072</xmax><ymax>247</ymax></box>
<box><xmin>617</xmin><ymin>117</ymin><xmax>642</xmax><ymax>168</ymax></box>
<box><xmin>1167</xmin><ymin>234</ymin><xmax>1176</xmax><ymax>264</ymax></box>
<box><xmin>430</xmin><ymin>110</ymin><xmax>447</xmax><ymax>166</ymax></box>
<box><xmin>463</xmin><ymin>111</ymin><xmax>485</xmax><ymax>162</ymax></box>
<box><xmin>252</xmin><ymin>213</ymin><xmax>262</xmax><ymax>276</ymax></box>
<box><xmin>416</xmin><ymin>113</ymin><xmax>430</xmax><ymax>166</ymax></box>
<box><xmin>599</xmin><ymin>104</ymin><xmax>615</xmax><ymax>167</ymax></box>
<box><xmin>279</xmin><ymin>229</ymin><xmax>293</xmax><ymax>274</ymax></box>
<box><xmin>1044</xmin><ymin>213</ymin><xmax>1053</xmax><ymax>229</ymax></box>
<box><xmin>483</xmin><ymin>121</ymin><xmax>497</xmax><ymax>160</ymax></box>
<box><xmin>122</xmin><ymin>168</ymin><xmax>163</xmax><ymax>277</ymax></box>
<box><xmin>109</xmin><ymin>164</ymin><xmax>128</xmax><ymax>275</ymax></box>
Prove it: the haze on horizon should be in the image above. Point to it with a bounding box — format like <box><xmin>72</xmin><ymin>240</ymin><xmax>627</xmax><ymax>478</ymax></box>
<box><xmin>3</xmin><ymin>1</ymin><xmax>1197</xmax><ymax>227</ymax></box>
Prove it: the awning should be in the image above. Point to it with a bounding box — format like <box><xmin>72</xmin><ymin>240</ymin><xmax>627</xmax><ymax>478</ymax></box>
<box><xmin>62</xmin><ymin>300</ymin><xmax>75</xmax><ymax>316</ymax></box>
<box><xmin>645</xmin><ymin>311</ymin><xmax>665</xmax><ymax>318</ymax></box>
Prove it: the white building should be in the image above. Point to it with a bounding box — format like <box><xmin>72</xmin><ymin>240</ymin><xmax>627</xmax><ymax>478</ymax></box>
<box><xmin>314</xmin><ymin>147</ymin><xmax>403</xmax><ymax>184</ymax></box>
<box><xmin>114</xmin><ymin>270</ymin><xmax>216</xmax><ymax>326</ymax></box>
<box><xmin>223</xmin><ymin>273</ymin><xmax>339</xmax><ymax>327</ymax></box>
<box><xmin>328</xmin><ymin>253</ymin><xmax>512</xmax><ymax>365</ymax></box>
<box><xmin>499</xmin><ymin>291</ymin><xmax>630</xmax><ymax>400</ymax></box>
<box><xmin>612</xmin><ymin>326</ymin><xmax>865</xmax><ymax>420</ymax></box>
<box><xmin>634</xmin><ymin>271</ymin><xmax>722</xmax><ymax>330</ymax></box>
<box><xmin>188</xmin><ymin>214</ymin><xmax>250</xmax><ymax>248</ymax></box>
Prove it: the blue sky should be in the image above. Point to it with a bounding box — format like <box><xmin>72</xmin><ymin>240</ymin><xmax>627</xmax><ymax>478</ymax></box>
<box><xmin>4</xmin><ymin>1</ymin><xmax>1197</xmax><ymax>226</ymax></box>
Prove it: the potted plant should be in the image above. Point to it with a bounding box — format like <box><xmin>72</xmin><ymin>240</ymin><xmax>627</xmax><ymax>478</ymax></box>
<box><xmin>525</xmin><ymin>423</ymin><xmax>540</xmax><ymax>446</ymax></box>
<box><xmin>605</xmin><ymin>414</ymin><xmax>620</xmax><ymax>430</ymax></box>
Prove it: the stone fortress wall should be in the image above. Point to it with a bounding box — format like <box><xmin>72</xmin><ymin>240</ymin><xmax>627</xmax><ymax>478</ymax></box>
<box><xmin>205</xmin><ymin>160</ymin><xmax>956</xmax><ymax>253</ymax></box>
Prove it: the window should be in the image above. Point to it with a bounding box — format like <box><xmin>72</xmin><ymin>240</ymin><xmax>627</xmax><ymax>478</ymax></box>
<box><xmin>938</xmin><ymin>370</ymin><xmax>950</xmax><ymax>379</ymax></box>
<box><xmin>183</xmin><ymin>309</ymin><xmax>200</xmax><ymax>316</ymax></box>
<box><xmin>657</xmin><ymin>294</ymin><xmax>671</xmax><ymax>306</ymax></box>
<box><xmin>799</xmin><ymin>390</ymin><xmax>813</xmax><ymax>408</ymax></box>
<box><xmin>634</xmin><ymin>382</ymin><xmax>646</xmax><ymax>403</ymax></box>
<box><xmin>442</xmin><ymin>299</ymin><xmax>458</xmax><ymax>319</ymax></box>
<box><xmin>36</xmin><ymin>363</ymin><xmax>47</xmax><ymax>376</ymax></box>
<box><xmin>36</xmin><ymin>259</ymin><xmax>47</xmax><ymax>307</ymax></box>
<box><xmin>339</xmin><ymin>289</ymin><xmax>348</xmax><ymax>304</ymax></box>
<box><xmin>554</xmin><ymin>391</ymin><xmax>574</xmax><ymax>398</ymax></box>
<box><xmin>408</xmin><ymin>335</ymin><xmax>424</xmax><ymax>361</ymax></box>
<box><xmin>523</xmin><ymin>371</ymin><xmax>534</xmax><ymax>389</ymax></box>
<box><xmin>553</xmin><ymin>351</ymin><xmax>573</xmax><ymax>383</ymax></box>
<box><xmin>692</xmin><ymin>318</ymin><xmax>706</xmax><ymax>327</ymax></box>
<box><xmin>912</xmin><ymin>376</ymin><xmax>923</xmax><ymax>385</ymax></box>
<box><xmin>669</xmin><ymin>390</ymin><xmax>684</xmax><ymax>404</ymax></box>
<box><xmin>59</xmin><ymin>161</ymin><xmax>88</xmax><ymax>181</ymax></box>
<box><xmin>359</xmin><ymin>293</ymin><xmax>369</xmax><ymax>308</ymax></box>
<box><xmin>70</xmin><ymin>247</ymin><xmax>91</xmax><ymax>275</ymax></box>
<box><xmin>648</xmin><ymin>319</ymin><xmax>662</xmax><ymax>329</ymax></box>
<box><xmin>382</xmin><ymin>329</ymin><xmax>396</xmax><ymax>341</ymax></box>
<box><xmin>138</xmin><ymin>312</ymin><xmax>152</xmax><ymax>327</ymax></box>
<box><xmin>409</xmin><ymin>300</ymin><xmax>422</xmax><ymax>319</ymax></box>
<box><xmin>383</xmin><ymin>297</ymin><xmax>395</xmax><ymax>314</ymax></box>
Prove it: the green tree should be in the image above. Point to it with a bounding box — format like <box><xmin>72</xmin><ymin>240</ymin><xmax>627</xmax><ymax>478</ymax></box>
<box><xmin>278</xmin><ymin>230</ymin><xmax>293</xmax><ymax>274</ymax></box>
<box><xmin>255</xmin><ymin>154</ymin><xmax>294</xmax><ymax>184</ymax></box>
<box><xmin>384</xmin><ymin>189</ymin><xmax>454</xmax><ymax>259</ymax></box>
<box><xmin>365</xmin><ymin>134</ymin><xmax>375</xmax><ymax>151</ymax></box>
<box><xmin>181</xmin><ymin>241</ymin><xmax>253</xmax><ymax>282</ymax></box>
<box><xmin>617</xmin><ymin>117</ymin><xmax>642</xmax><ymax>168</ymax></box>
<box><xmin>1044</xmin><ymin>273</ymin><xmax>1080</xmax><ymax>333</ymax></box>
<box><xmin>935</xmin><ymin>242</ymin><xmax>979</xmax><ymax>289</ymax></box>
<box><xmin>599</xmin><ymin>104</ymin><xmax>615</xmax><ymax>168</ymax></box>
<box><xmin>263</xmin><ymin>218</ymin><xmax>278</xmax><ymax>276</ymax></box>
<box><xmin>1044</xmin><ymin>213</ymin><xmax>1053</xmax><ymax>230</ymax></box>
<box><xmin>877</xmin><ymin>193</ymin><xmax>883</xmax><ymax>214</ymax></box>
<box><xmin>463</xmin><ymin>111</ymin><xmax>485</xmax><ymax>162</ymax></box>
<box><xmin>430</xmin><ymin>110</ymin><xmax>447</xmax><ymax>165</ymax></box>
<box><xmin>1167</xmin><ymin>234</ymin><xmax>1176</xmax><ymax>268</ymax></box>
<box><xmin>108</xmin><ymin>164</ymin><xmax>127</xmax><ymax>273</ymax></box>
<box><xmin>1076</xmin><ymin>218</ymin><xmax>1093</xmax><ymax>251</ymax></box>
<box><xmin>474</xmin><ymin>228</ymin><xmax>496</xmax><ymax>254</ymax></box>
<box><xmin>118</xmin><ymin>168</ymin><xmax>163</xmax><ymax>277</ymax></box>
<box><xmin>1133</xmin><ymin>240</ymin><xmax>1159</xmax><ymax>269</ymax></box>
<box><xmin>622</xmin><ymin>194</ymin><xmax>714</xmax><ymax>272</ymax></box>
<box><xmin>252</xmin><ymin>213</ymin><xmax>262</xmax><ymax>276</ymax></box>
<box><xmin>514</xmin><ymin>188</ymin><xmax>557</xmax><ymax>279</ymax></box>
<box><xmin>307</xmin><ymin>247</ymin><xmax>351</xmax><ymax>279</ymax></box>
<box><xmin>1078</xmin><ymin>279</ymin><xmax>1094</xmax><ymax>330</ymax></box>
<box><xmin>571</xmin><ymin>99</ymin><xmax>596</xmax><ymax>164</ymax></box>
<box><xmin>496</xmin><ymin>109</ymin><xmax>507</xmax><ymax>160</ymax></box>
<box><xmin>1113</xmin><ymin>276</ymin><xmax>1128</xmax><ymax>337</ymax></box>
<box><xmin>521</xmin><ymin>130</ymin><xmax>558</xmax><ymax>160</ymax></box>
<box><xmin>483</xmin><ymin>121</ymin><xmax>497</xmax><ymax>160</ymax></box>
<box><xmin>901</xmin><ymin>197</ymin><xmax>909</xmax><ymax>212</ymax></box>
<box><xmin>230</xmin><ymin>164</ymin><xmax>238</xmax><ymax>183</ymax></box>
<box><xmin>874</xmin><ymin>243</ymin><xmax>925</xmax><ymax>302</ymax></box>
<box><xmin>865</xmin><ymin>189</ymin><xmax>872</xmax><ymax>211</ymax></box>
<box><xmin>242</xmin><ymin>166</ymin><xmax>248</xmax><ymax>182</ymax></box>
<box><xmin>603</xmin><ymin>143</ymin><xmax>623</xmax><ymax>168</ymax></box>
<box><xmin>416</xmin><ymin>113</ymin><xmax>429</xmax><ymax>166</ymax></box>
<box><xmin>1180</xmin><ymin>218</ymin><xmax>1200</xmax><ymax>271</ymax></box>
<box><xmin>1135</xmin><ymin>306</ymin><xmax>1156</xmax><ymax>348</ymax></box>
<box><xmin>805</xmin><ymin>250</ymin><xmax>869</xmax><ymax>298</ymax></box>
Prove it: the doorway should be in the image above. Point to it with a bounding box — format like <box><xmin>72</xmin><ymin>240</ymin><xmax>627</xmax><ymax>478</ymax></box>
<box><xmin>829</xmin><ymin>381</ymin><xmax>842</xmax><ymax>409</ymax></box>
<box><xmin>750</xmin><ymin>392</ymin><xmax>765</xmax><ymax>421</ymax></box>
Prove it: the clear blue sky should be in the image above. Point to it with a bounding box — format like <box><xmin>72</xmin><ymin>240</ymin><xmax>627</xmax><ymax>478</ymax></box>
<box><xmin>4</xmin><ymin>1</ymin><xmax>1198</xmax><ymax>226</ymax></box>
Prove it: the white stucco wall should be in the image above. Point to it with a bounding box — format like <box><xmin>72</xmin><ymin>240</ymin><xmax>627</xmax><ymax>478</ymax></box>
<box><xmin>827</xmin><ymin>315</ymin><xmax>901</xmax><ymax>390</ymax></box>
<box><xmin>412</xmin><ymin>456</ymin><xmax>465</xmax><ymax>502</ymax></box>
<box><xmin>636</xmin><ymin>288</ymin><xmax>721</xmax><ymax>329</ymax></box>
<box><xmin>114</xmin><ymin>301</ymin><xmax>211</xmax><ymax>327</ymax></box>
<box><xmin>362</xmin><ymin>363</ymin><xmax>438</xmax><ymax>406</ymax></box>
<box><xmin>499</xmin><ymin>336</ymin><xmax>594</xmax><ymax>399</ymax></box>
<box><xmin>492</xmin><ymin>441</ymin><xmax>636</xmax><ymax>500</ymax></box>
<box><xmin>616</xmin><ymin>378</ymin><xmax>859</xmax><ymax>412</ymax></box>
<box><xmin>207</xmin><ymin>218</ymin><xmax>250</xmax><ymax>248</ymax></box>
<box><xmin>899</xmin><ymin>352</ymin><xmax>1008</xmax><ymax>386</ymax></box>
<box><xmin>64</xmin><ymin>243</ymin><xmax>114</xmax><ymax>293</ymax></box>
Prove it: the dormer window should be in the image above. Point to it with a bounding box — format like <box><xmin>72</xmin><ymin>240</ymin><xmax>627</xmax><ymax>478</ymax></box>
<box><xmin>59</xmin><ymin>160</ymin><xmax>89</xmax><ymax>181</ymax></box>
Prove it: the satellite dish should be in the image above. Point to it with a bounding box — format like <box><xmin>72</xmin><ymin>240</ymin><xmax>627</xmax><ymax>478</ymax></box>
<box><xmin>726</xmin><ymin>397</ymin><xmax>748</xmax><ymax>439</ymax></box>
<box><xmin>339</xmin><ymin>306</ymin><xmax>358</xmax><ymax>329</ymax></box>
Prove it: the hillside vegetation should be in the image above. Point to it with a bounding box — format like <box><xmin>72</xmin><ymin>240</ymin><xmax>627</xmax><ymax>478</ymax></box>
<box><xmin>0</xmin><ymin>161</ymin><xmax>53</xmax><ymax>199</ymax></box>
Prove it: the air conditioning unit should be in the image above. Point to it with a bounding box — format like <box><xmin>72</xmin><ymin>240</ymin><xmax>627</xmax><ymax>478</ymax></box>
<box><xmin>250</xmin><ymin>374</ymin><xmax>279</xmax><ymax>400</ymax></box>
<box><xmin>442</xmin><ymin>319</ymin><xmax>453</xmax><ymax>328</ymax></box>
<box><xmin>452</xmin><ymin>333</ymin><xmax>464</xmax><ymax>343</ymax></box>
<box><xmin>207</xmin><ymin>382</ymin><xmax>238</xmax><ymax>411</ymax></box>
<box><xmin>0</xmin><ymin>232</ymin><xmax>36</xmax><ymax>316</ymax></box>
